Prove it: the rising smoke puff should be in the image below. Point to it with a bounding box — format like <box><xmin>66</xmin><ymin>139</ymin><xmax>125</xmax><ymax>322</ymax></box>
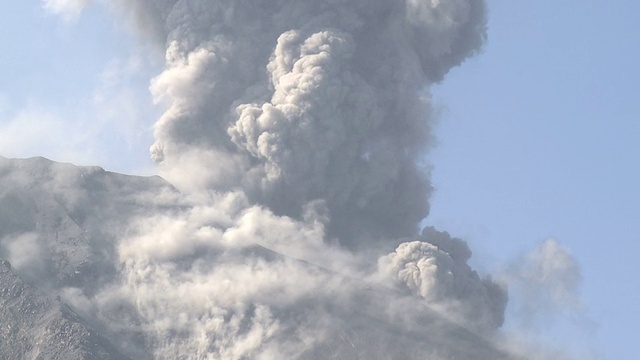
<box><xmin>377</xmin><ymin>226</ymin><xmax>507</xmax><ymax>331</ymax></box>
<box><xmin>503</xmin><ymin>239</ymin><xmax>585</xmax><ymax>325</ymax></box>
<box><xmin>495</xmin><ymin>239</ymin><xmax>591</xmax><ymax>360</ymax></box>
<box><xmin>526</xmin><ymin>239</ymin><xmax>582</xmax><ymax>306</ymax></box>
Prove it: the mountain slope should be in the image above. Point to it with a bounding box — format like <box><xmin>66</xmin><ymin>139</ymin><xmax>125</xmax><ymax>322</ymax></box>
<box><xmin>0</xmin><ymin>156</ymin><xmax>173</xmax><ymax>291</ymax></box>
<box><xmin>0</xmin><ymin>259</ymin><xmax>130</xmax><ymax>360</ymax></box>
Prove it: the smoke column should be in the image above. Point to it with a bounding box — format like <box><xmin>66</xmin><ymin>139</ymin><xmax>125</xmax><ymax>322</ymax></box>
<box><xmin>58</xmin><ymin>0</ymin><xmax>511</xmax><ymax>358</ymax></box>
<box><xmin>119</xmin><ymin>0</ymin><xmax>487</xmax><ymax>246</ymax></box>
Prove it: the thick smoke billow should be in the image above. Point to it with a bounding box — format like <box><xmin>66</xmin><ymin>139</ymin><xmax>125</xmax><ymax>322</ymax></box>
<box><xmin>377</xmin><ymin>227</ymin><xmax>507</xmax><ymax>332</ymax></box>
<box><xmin>42</xmin><ymin>0</ymin><xmax>515</xmax><ymax>358</ymax></box>
<box><xmin>121</xmin><ymin>0</ymin><xmax>488</xmax><ymax>246</ymax></box>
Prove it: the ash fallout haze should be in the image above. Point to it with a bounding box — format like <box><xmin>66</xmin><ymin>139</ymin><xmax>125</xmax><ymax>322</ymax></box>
<box><xmin>1</xmin><ymin>0</ymin><xmax>636</xmax><ymax>359</ymax></box>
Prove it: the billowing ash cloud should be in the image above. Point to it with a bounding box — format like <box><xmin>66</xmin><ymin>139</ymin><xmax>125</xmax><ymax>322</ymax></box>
<box><xmin>115</xmin><ymin>0</ymin><xmax>487</xmax><ymax>246</ymax></box>
<box><xmin>378</xmin><ymin>227</ymin><xmax>507</xmax><ymax>332</ymax></box>
<box><xmin>24</xmin><ymin>0</ymin><xmax>518</xmax><ymax>358</ymax></box>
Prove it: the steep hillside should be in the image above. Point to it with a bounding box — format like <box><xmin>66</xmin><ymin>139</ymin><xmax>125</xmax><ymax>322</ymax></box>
<box><xmin>0</xmin><ymin>259</ymin><xmax>130</xmax><ymax>359</ymax></box>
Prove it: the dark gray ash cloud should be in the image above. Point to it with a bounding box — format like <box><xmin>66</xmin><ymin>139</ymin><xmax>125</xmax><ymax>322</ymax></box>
<box><xmin>1</xmin><ymin>0</ymin><xmax>540</xmax><ymax>358</ymax></box>
<box><xmin>99</xmin><ymin>0</ymin><xmax>508</xmax><ymax>358</ymax></box>
<box><xmin>116</xmin><ymin>0</ymin><xmax>487</xmax><ymax>247</ymax></box>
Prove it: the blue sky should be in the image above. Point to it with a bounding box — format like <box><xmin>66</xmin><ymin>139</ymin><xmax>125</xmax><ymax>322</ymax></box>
<box><xmin>1</xmin><ymin>1</ymin><xmax>638</xmax><ymax>359</ymax></box>
<box><xmin>427</xmin><ymin>2</ymin><xmax>639</xmax><ymax>358</ymax></box>
<box><xmin>0</xmin><ymin>0</ymin><xmax>159</xmax><ymax>173</ymax></box>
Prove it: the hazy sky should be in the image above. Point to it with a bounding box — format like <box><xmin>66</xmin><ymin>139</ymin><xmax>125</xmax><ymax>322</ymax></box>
<box><xmin>1</xmin><ymin>1</ymin><xmax>638</xmax><ymax>359</ymax></box>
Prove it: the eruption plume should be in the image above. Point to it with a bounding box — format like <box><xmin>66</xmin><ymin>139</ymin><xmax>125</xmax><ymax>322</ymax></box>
<box><xmin>22</xmin><ymin>0</ymin><xmax>515</xmax><ymax>358</ymax></box>
<box><xmin>127</xmin><ymin>0</ymin><xmax>488</xmax><ymax>246</ymax></box>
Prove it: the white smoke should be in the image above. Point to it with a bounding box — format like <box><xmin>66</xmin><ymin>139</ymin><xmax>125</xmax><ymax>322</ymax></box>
<box><xmin>519</xmin><ymin>239</ymin><xmax>583</xmax><ymax>310</ymax></box>
<box><xmin>46</xmin><ymin>0</ymin><xmax>520</xmax><ymax>358</ymax></box>
<box><xmin>496</xmin><ymin>239</ymin><xmax>595</xmax><ymax>360</ymax></box>
<box><xmin>1</xmin><ymin>232</ymin><xmax>49</xmax><ymax>282</ymax></box>
<box><xmin>502</xmin><ymin>239</ymin><xmax>586</xmax><ymax>325</ymax></box>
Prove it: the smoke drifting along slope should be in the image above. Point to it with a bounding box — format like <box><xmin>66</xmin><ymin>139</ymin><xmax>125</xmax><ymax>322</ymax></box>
<box><xmin>0</xmin><ymin>156</ymin><xmax>511</xmax><ymax>359</ymax></box>
<box><xmin>10</xmin><ymin>0</ymin><xmax>518</xmax><ymax>358</ymax></box>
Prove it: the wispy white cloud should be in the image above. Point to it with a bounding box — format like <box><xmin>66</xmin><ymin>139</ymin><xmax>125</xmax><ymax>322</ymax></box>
<box><xmin>0</xmin><ymin>50</ymin><xmax>158</xmax><ymax>174</ymax></box>
<box><xmin>89</xmin><ymin>54</ymin><xmax>160</xmax><ymax>173</ymax></box>
<box><xmin>42</xmin><ymin>0</ymin><xmax>92</xmax><ymax>23</ymax></box>
<box><xmin>0</xmin><ymin>105</ymin><xmax>93</xmax><ymax>164</ymax></box>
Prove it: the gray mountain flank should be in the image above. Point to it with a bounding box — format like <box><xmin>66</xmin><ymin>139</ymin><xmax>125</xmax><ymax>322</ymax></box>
<box><xmin>0</xmin><ymin>259</ymin><xmax>130</xmax><ymax>360</ymax></box>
